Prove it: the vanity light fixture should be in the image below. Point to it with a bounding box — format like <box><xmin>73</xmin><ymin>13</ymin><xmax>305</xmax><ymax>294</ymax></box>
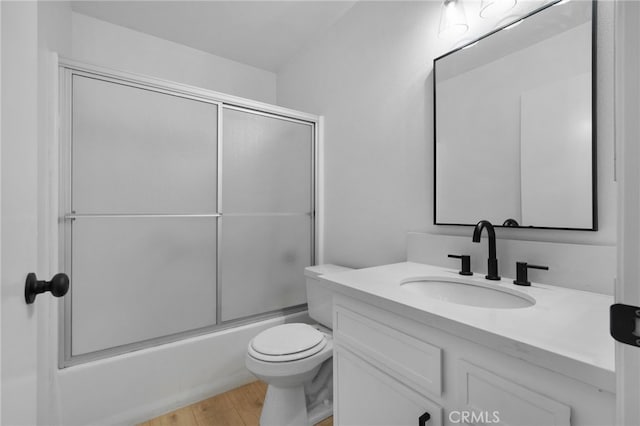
<box><xmin>479</xmin><ymin>0</ymin><xmax>517</xmax><ymax>18</ymax></box>
<box><xmin>438</xmin><ymin>0</ymin><xmax>469</xmax><ymax>39</ymax></box>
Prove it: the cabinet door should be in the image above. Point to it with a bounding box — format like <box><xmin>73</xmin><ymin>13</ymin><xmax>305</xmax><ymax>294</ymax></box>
<box><xmin>457</xmin><ymin>360</ymin><xmax>571</xmax><ymax>426</ymax></box>
<box><xmin>335</xmin><ymin>345</ymin><xmax>442</xmax><ymax>426</ymax></box>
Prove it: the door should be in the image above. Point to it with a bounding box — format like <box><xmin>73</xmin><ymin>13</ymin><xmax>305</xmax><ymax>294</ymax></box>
<box><xmin>1</xmin><ymin>2</ymin><xmax>42</xmax><ymax>424</ymax></box>
<box><xmin>61</xmin><ymin>71</ymin><xmax>220</xmax><ymax>364</ymax></box>
<box><xmin>614</xmin><ymin>1</ymin><xmax>640</xmax><ymax>425</ymax></box>
<box><xmin>219</xmin><ymin>106</ymin><xmax>314</xmax><ymax>322</ymax></box>
<box><xmin>334</xmin><ymin>346</ymin><xmax>442</xmax><ymax>426</ymax></box>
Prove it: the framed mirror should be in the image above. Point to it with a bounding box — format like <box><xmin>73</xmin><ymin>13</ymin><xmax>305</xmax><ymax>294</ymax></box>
<box><xmin>434</xmin><ymin>0</ymin><xmax>596</xmax><ymax>230</ymax></box>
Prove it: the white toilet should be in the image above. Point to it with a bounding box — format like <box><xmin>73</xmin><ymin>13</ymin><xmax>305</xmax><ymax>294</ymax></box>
<box><xmin>246</xmin><ymin>264</ymin><xmax>352</xmax><ymax>426</ymax></box>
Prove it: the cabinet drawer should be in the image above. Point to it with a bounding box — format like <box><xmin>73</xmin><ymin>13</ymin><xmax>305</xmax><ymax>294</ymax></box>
<box><xmin>334</xmin><ymin>304</ymin><xmax>442</xmax><ymax>397</ymax></box>
<box><xmin>335</xmin><ymin>346</ymin><xmax>442</xmax><ymax>426</ymax></box>
<box><xmin>457</xmin><ymin>360</ymin><xmax>571</xmax><ymax>426</ymax></box>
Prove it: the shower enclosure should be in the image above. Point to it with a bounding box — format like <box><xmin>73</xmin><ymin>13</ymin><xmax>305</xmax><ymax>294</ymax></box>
<box><xmin>59</xmin><ymin>61</ymin><xmax>317</xmax><ymax>366</ymax></box>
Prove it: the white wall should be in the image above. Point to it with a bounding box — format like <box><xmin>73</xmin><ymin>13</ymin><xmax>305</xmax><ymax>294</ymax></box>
<box><xmin>71</xmin><ymin>12</ymin><xmax>277</xmax><ymax>104</ymax></box>
<box><xmin>277</xmin><ymin>1</ymin><xmax>616</xmax><ymax>288</ymax></box>
<box><xmin>278</xmin><ymin>1</ymin><xmax>441</xmax><ymax>267</ymax></box>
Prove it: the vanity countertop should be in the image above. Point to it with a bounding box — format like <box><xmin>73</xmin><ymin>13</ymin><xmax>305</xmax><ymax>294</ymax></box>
<box><xmin>319</xmin><ymin>261</ymin><xmax>615</xmax><ymax>393</ymax></box>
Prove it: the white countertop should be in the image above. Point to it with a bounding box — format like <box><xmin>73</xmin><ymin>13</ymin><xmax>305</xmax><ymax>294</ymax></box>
<box><xmin>320</xmin><ymin>261</ymin><xmax>615</xmax><ymax>392</ymax></box>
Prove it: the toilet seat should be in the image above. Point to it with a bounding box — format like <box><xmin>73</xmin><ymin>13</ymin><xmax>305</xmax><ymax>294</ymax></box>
<box><xmin>249</xmin><ymin>323</ymin><xmax>328</xmax><ymax>362</ymax></box>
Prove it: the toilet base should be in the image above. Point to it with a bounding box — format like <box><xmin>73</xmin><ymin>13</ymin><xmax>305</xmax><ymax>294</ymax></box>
<box><xmin>308</xmin><ymin>399</ymin><xmax>333</xmax><ymax>425</ymax></box>
<box><xmin>260</xmin><ymin>384</ymin><xmax>308</xmax><ymax>426</ymax></box>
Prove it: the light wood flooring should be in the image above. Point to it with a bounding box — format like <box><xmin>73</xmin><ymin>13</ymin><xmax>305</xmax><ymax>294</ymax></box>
<box><xmin>139</xmin><ymin>381</ymin><xmax>333</xmax><ymax>426</ymax></box>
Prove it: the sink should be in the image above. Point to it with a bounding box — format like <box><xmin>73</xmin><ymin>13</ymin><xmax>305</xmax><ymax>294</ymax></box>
<box><xmin>400</xmin><ymin>276</ymin><xmax>535</xmax><ymax>309</ymax></box>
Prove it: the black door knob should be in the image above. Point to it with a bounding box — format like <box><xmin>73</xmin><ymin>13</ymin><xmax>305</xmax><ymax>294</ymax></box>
<box><xmin>25</xmin><ymin>272</ymin><xmax>70</xmax><ymax>304</ymax></box>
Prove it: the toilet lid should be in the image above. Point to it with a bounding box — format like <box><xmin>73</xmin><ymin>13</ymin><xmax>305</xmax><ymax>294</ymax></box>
<box><xmin>251</xmin><ymin>323</ymin><xmax>325</xmax><ymax>356</ymax></box>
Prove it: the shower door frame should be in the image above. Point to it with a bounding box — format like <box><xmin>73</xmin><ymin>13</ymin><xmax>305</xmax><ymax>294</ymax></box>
<box><xmin>58</xmin><ymin>58</ymin><xmax>321</xmax><ymax>367</ymax></box>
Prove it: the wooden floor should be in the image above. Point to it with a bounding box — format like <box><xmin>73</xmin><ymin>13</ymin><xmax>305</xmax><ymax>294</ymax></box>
<box><xmin>139</xmin><ymin>381</ymin><xmax>333</xmax><ymax>426</ymax></box>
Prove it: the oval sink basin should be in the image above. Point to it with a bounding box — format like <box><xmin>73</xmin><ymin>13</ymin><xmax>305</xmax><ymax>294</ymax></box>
<box><xmin>400</xmin><ymin>277</ymin><xmax>535</xmax><ymax>309</ymax></box>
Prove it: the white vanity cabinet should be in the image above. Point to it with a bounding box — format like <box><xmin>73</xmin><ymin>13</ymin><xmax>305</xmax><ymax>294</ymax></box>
<box><xmin>332</xmin><ymin>295</ymin><xmax>615</xmax><ymax>426</ymax></box>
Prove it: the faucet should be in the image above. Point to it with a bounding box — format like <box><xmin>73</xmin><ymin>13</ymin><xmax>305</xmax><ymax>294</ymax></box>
<box><xmin>472</xmin><ymin>220</ymin><xmax>501</xmax><ymax>280</ymax></box>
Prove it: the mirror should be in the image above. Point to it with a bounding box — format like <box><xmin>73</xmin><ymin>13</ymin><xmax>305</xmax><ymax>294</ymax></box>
<box><xmin>434</xmin><ymin>0</ymin><xmax>595</xmax><ymax>230</ymax></box>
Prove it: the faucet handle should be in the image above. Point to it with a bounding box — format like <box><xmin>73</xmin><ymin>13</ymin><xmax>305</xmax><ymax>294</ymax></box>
<box><xmin>448</xmin><ymin>254</ymin><xmax>473</xmax><ymax>276</ymax></box>
<box><xmin>513</xmin><ymin>262</ymin><xmax>549</xmax><ymax>286</ymax></box>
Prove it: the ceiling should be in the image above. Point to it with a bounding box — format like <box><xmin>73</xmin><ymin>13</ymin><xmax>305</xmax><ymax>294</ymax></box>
<box><xmin>70</xmin><ymin>1</ymin><xmax>357</xmax><ymax>72</ymax></box>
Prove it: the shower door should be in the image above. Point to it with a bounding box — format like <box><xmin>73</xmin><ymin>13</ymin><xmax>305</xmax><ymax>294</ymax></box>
<box><xmin>64</xmin><ymin>73</ymin><xmax>220</xmax><ymax>362</ymax></box>
<box><xmin>219</xmin><ymin>107</ymin><xmax>314</xmax><ymax>322</ymax></box>
<box><xmin>61</xmin><ymin>66</ymin><xmax>315</xmax><ymax>366</ymax></box>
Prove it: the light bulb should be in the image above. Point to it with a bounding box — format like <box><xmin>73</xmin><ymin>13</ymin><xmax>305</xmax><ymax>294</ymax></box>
<box><xmin>439</xmin><ymin>0</ymin><xmax>469</xmax><ymax>39</ymax></box>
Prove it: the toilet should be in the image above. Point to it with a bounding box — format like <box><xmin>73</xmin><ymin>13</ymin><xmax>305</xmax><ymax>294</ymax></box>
<box><xmin>246</xmin><ymin>264</ymin><xmax>352</xmax><ymax>426</ymax></box>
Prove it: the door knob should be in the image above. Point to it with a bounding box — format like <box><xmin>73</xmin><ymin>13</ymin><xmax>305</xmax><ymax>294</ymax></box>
<box><xmin>25</xmin><ymin>272</ymin><xmax>69</xmax><ymax>304</ymax></box>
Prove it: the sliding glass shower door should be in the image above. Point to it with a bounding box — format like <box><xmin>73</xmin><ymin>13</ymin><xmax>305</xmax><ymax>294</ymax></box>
<box><xmin>68</xmin><ymin>75</ymin><xmax>219</xmax><ymax>358</ymax></box>
<box><xmin>62</xmin><ymin>69</ymin><xmax>315</xmax><ymax>365</ymax></box>
<box><xmin>220</xmin><ymin>107</ymin><xmax>314</xmax><ymax>322</ymax></box>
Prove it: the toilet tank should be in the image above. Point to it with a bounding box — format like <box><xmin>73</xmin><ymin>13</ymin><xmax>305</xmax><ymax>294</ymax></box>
<box><xmin>305</xmin><ymin>264</ymin><xmax>353</xmax><ymax>329</ymax></box>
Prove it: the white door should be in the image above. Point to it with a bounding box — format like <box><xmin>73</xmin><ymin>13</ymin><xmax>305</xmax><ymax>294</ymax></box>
<box><xmin>1</xmin><ymin>2</ymin><xmax>49</xmax><ymax>425</ymax></box>
<box><xmin>614</xmin><ymin>1</ymin><xmax>640</xmax><ymax>425</ymax></box>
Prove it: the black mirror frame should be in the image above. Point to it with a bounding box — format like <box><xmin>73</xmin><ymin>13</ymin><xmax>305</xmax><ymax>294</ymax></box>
<box><xmin>433</xmin><ymin>0</ymin><xmax>598</xmax><ymax>231</ymax></box>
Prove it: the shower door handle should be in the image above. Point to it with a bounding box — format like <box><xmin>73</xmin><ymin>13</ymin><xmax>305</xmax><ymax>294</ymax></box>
<box><xmin>25</xmin><ymin>272</ymin><xmax>69</xmax><ymax>304</ymax></box>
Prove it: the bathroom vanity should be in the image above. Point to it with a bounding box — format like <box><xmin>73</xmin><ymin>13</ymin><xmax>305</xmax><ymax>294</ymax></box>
<box><xmin>320</xmin><ymin>262</ymin><xmax>615</xmax><ymax>426</ymax></box>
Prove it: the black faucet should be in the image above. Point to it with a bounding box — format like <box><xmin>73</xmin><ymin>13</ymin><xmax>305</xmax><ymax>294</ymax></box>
<box><xmin>472</xmin><ymin>220</ymin><xmax>501</xmax><ymax>280</ymax></box>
